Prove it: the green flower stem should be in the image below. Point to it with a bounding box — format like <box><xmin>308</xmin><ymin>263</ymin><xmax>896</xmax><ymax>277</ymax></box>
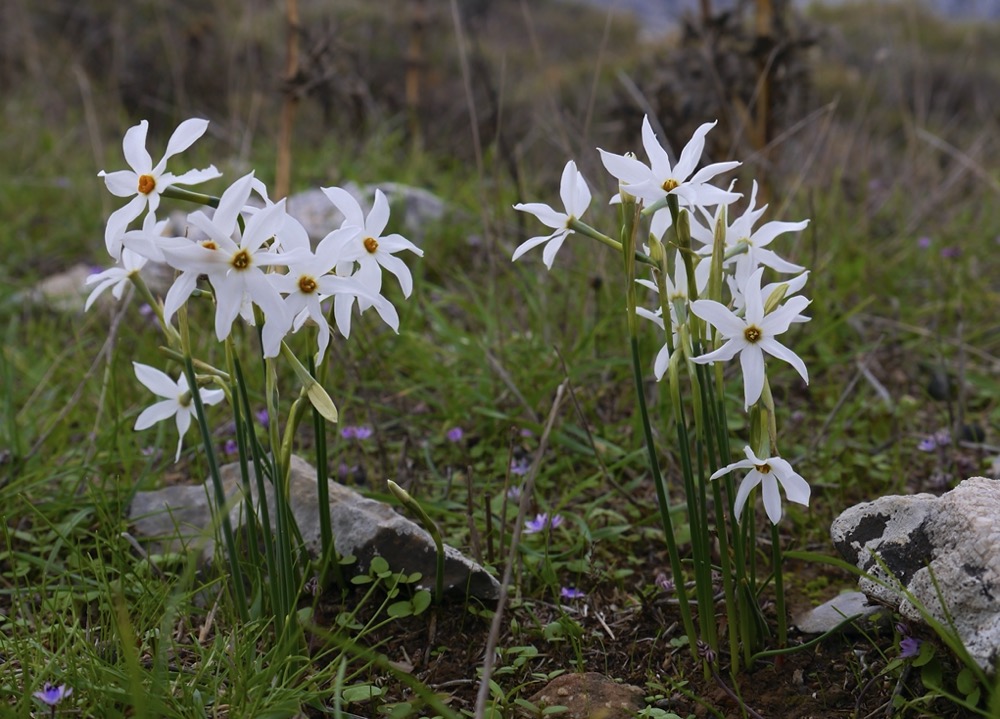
<box><xmin>181</xmin><ymin>351</ymin><xmax>249</xmax><ymax>623</ymax></box>
<box><xmin>158</xmin><ymin>346</ymin><xmax>230</xmax><ymax>382</ymax></box>
<box><xmin>231</xmin><ymin>353</ymin><xmax>278</xmax><ymax>616</ymax></box>
<box><xmin>772</xmin><ymin>523</ymin><xmax>787</xmax><ymax>648</ymax></box>
<box><xmin>265</xmin><ymin>356</ymin><xmax>296</xmax><ymax>622</ymax></box>
<box><xmin>667</xmin><ymin>196</ymin><xmax>700</xmax><ymax>304</ymax></box>
<box><xmin>175</xmin><ymin>306</ymin><xmax>248</xmax><ymax>621</ymax></box>
<box><xmin>128</xmin><ymin>273</ymin><xmax>181</xmax><ymax>347</ymax></box>
<box><xmin>698</xmin><ymin>362</ymin><xmax>740</xmax><ymax>671</ymax></box>
<box><xmin>388</xmin><ymin>481</ymin><xmax>445</xmax><ymax>604</ymax></box>
<box><xmin>223</xmin><ymin>340</ymin><xmax>262</xmax><ymax>592</ymax></box>
<box><xmin>568</xmin><ymin>218</ymin><xmax>656</xmax><ymax>268</ymax></box>
<box><xmin>308</xmin><ymin>352</ymin><xmax>343</xmax><ymax>588</ymax></box>
<box><xmin>160</xmin><ymin>185</ymin><xmax>220</xmax><ymax>208</ymax></box>
<box><xmin>620</xmin><ymin>195</ymin><xmax>698</xmax><ymax>656</ymax></box>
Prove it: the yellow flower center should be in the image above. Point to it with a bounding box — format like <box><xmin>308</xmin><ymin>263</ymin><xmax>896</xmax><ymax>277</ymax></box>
<box><xmin>755</xmin><ymin>463</ymin><xmax>772</xmax><ymax>474</ymax></box>
<box><xmin>662</xmin><ymin>178</ymin><xmax>679</xmax><ymax>192</ymax></box>
<box><xmin>744</xmin><ymin>326</ymin><xmax>762</xmax><ymax>343</ymax></box>
<box><xmin>363</xmin><ymin>237</ymin><xmax>379</xmax><ymax>254</ymax></box>
<box><xmin>201</xmin><ymin>241</ymin><xmax>218</xmax><ymax>250</ymax></box>
<box><xmin>231</xmin><ymin>250</ymin><xmax>252</xmax><ymax>270</ymax></box>
<box><xmin>137</xmin><ymin>174</ymin><xmax>156</xmax><ymax>195</ymax></box>
<box><xmin>298</xmin><ymin>276</ymin><xmax>318</xmax><ymax>294</ymax></box>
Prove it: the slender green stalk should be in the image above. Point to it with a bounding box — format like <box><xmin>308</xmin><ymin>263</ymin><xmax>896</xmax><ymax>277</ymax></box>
<box><xmin>181</xmin><ymin>352</ymin><xmax>249</xmax><ymax>622</ymax></box>
<box><xmin>224</xmin><ymin>341</ymin><xmax>262</xmax><ymax>596</ymax></box>
<box><xmin>620</xmin><ymin>194</ymin><xmax>698</xmax><ymax>655</ymax></box>
<box><xmin>232</xmin><ymin>354</ymin><xmax>278</xmax><ymax>615</ymax></box>
<box><xmin>699</xmin><ymin>363</ymin><xmax>740</xmax><ymax>672</ymax></box>
<box><xmin>160</xmin><ymin>185</ymin><xmax>221</xmax><ymax>208</ymax></box>
<box><xmin>388</xmin><ymin>481</ymin><xmax>445</xmax><ymax>603</ymax></box>
<box><xmin>308</xmin><ymin>353</ymin><xmax>342</xmax><ymax>587</ymax></box>
<box><xmin>568</xmin><ymin>218</ymin><xmax>656</xmax><ymax>267</ymax></box>
<box><xmin>265</xmin><ymin>357</ymin><xmax>297</xmax><ymax>623</ymax></box>
<box><xmin>771</xmin><ymin>523</ymin><xmax>787</xmax><ymax>648</ymax></box>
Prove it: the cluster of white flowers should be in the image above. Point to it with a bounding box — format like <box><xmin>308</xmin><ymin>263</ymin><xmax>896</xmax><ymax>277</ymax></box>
<box><xmin>89</xmin><ymin>118</ymin><xmax>422</xmax><ymax>460</ymax></box>
<box><xmin>513</xmin><ymin>116</ymin><xmax>811</xmax><ymax>524</ymax></box>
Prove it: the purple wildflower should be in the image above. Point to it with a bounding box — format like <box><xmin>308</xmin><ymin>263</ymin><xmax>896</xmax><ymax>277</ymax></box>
<box><xmin>916</xmin><ymin>236</ymin><xmax>932</xmax><ymax>249</ymax></box>
<box><xmin>655</xmin><ymin>572</ymin><xmax>675</xmax><ymax>593</ymax></box>
<box><xmin>523</xmin><ymin>513</ymin><xmax>563</xmax><ymax>534</ymax></box>
<box><xmin>900</xmin><ymin>636</ymin><xmax>922</xmax><ymax>658</ymax></box>
<box><xmin>510</xmin><ymin>457</ymin><xmax>530</xmax><ymax>476</ymax></box>
<box><xmin>939</xmin><ymin>246</ymin><xmax>961</xmax><ymax>259</ymax></box>
<box><xmin>933</xmin><ymin>429</ymin><xmax>951</xmax><ymax>446</ymax></box>
<box><xmin>917</xmin><ymin>436</ymin><xmax>937</xmax><ymax>452</ymax></box>
<box><xmin>446</xmin><ymin>426</ymin><xmax>464</xmax><ymax>443</ymax></box>
<box><xmin>506</xmin><ymin>485</ymin><xmax>522</xmax><ymax>502</ymax></box>
<box><xmin>255</xmin><ymin>409</ymin><xmax>269</xmax><ymax>429</ymax></box>
<box><xmin>520</xmin><ymin>428</ymin><xmax>534</xmax><ymax>437</ymax></box>
<box><xmin>223</xmin><ymin>439</ymin><xmax>238</xmax><ymax>455</ymax></box>
<box><xmin>33</xmin><ymin>683</ymin><xmax>72</xmax><ymax>706</ymax></box>
<box><xmin>342</xmin><ymin>425</ymin><xmax>372</xmax><ymax>440</ymax></box>
<box><xmin>560</xmin><ymin>586</ymin><xmax>585</xmax><ymax>600</ymax></box>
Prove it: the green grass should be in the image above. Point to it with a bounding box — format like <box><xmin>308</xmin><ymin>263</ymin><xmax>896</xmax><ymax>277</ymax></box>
<box><xmin>3</xmin><ymin>2</ymin><xmax>1000</xmax><ymax>717</ymax></box>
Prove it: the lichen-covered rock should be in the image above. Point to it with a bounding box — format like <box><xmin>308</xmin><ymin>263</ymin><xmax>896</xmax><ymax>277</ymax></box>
<box><xmin>831</xmin><ymin>477</ymin><xmax>1000</xmax><ymax>673</ymax></box>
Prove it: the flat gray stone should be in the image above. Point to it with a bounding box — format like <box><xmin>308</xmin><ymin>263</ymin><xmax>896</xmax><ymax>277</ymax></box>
<box><xmin>794</xmin><ymin>591</ymin><xmax>885</xmax><ymax>634</ymax></box>
<box><xmin>129</xmin><ymin>455</ymin><xmax>500</xmax><ymax>601</ymax></box>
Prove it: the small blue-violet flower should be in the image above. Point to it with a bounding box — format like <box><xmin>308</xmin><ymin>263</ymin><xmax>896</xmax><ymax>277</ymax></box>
<box><xmin>34</xmin><ymin>683</ymin><xmax>72</xmax><ymax>706</ymax></box>
<box><xmin>341</xmin><ymin>425</ymin><xmax>373</xmax><ymax>440</ymax></box>
<box><xmin>524</xmin><ymin>513</ymin><xmax>563</xmax><ymax>534</ymax></box>
<box><xmin>446</xmin><ymin>426</ymin><xmax>464</xmax><ymax>443</ymax></box>
<box><xmin>255</xmin><ymin>409</ymin><xmax>270</xmax><ymax>429</ymax></box>
<box><xmin>917</xmin><ymin>436</ymin><xmax>937</xmax><ymax>452</ymax></box>
<box><xmin>560</xmin><ymin>586</ymin><xmax>585</xmax><ymax>600</ymax></box>
<box><xmin>510</xmin><ymin>457</ymin><xmax>530</xmax><ymax>476</ymax></box>
<box><xmin>900</xmin><ymin>636</ymin><xmax>922</xmax><ymax>659</ymax></box>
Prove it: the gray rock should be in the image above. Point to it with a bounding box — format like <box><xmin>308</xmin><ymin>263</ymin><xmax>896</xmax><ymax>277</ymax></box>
<box><xmin>283</xmin><ymin>182</ymin><xmax>445</xmax><ymax>243</ymax></box>
<box><xmin>129</xmin><ymin>455</ymin><xmax>500</xmax><ymax>601</ymax></box>
<box><xmin>794</xmin><ymin>591</ymin><xmax>886</xmax><ymax>635</ymax></box>
<box><xmin>831</xmin><ymin>477</ymin><xmax>1000</xmax><ymax>673</ymax></box>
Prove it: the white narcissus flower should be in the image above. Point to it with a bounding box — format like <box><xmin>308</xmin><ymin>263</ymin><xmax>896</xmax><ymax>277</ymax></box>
<box><xmin>598</xmin><ymin>116</ymin><xmax>740</xmax><ymax>209</ymax></box>
<box><xmin>711</xmin><ymin>445</ymin><xmax>810</xmax><ymax>524</ymax></box>
<box><xmin>319</xmin><ymin>187</ymin><xmax>422</xmax><ymax>337</ymax></box>
<box><xmin>160</xmin><ymin>173</ymin><xmax>305</xmax><ymax>357</ymax></box>
<box><xmin>690</xmin><ymin>266</ymin><xmax>810</xmax><ymax>409</ymax></box>
<box><xmin>99</xmin><ymin>119</ymin><xmax>221</xmax><ymax>259</ymax></box>
<box><xmin>132</xmin><ymin>362</ymin><xmax>225</xmax><ymax>462</ymax></box>
<box><xmin>635</xmin><ymin>247</ymin><xmax>706</xmax><ymax>380</ymax></box>
<box><xmin>512</xmin><ymin>160</ymin><xmax>591</xmax><ymax>269</ymax></box>
<box><xmin>270</xmin><ymin>225</ymin><xmax>400</xmax><ymax>362</ymax></box>
<box><xmin>84</xmin><ymin>248</ymin><xmax>148</xmax><ymax>311</ymax></box>
<box><xmin>321</xmin><ymin>186</ymin><xmax>424</xmax><ymax>299</ymax></box>
<box><xmin>691</xmin><ymin>180</ymin><xmax>807</xmax><ymax>287</ymax></box>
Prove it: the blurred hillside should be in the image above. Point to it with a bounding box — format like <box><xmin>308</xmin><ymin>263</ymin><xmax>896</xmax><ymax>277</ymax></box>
<box><xmin>1</xmin><ymin>0</ymin><xmax>998</xmax><ymax>210</ymax></box>
<box><xmin>570</xmin><ymin>0</ymin><xmax>1000</xmax><ymax>37</ymax></box>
